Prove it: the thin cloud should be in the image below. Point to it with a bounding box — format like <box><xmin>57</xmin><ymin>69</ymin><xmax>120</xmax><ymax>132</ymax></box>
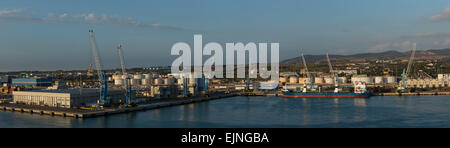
<box><xmin>0</xmin><ymin>8</ymin><xmax>24</xmax><ymax>16</ymax></box>
<box><xmin>428</xmin><ymin>7</ymin><xmax>450</xmax><ymax>22</ymax></box>
<box><xmin>0</xmin><ymin>8</ymin><xmax>187</xmax><ymax>31</ymax></box>
<box><xmin>433</xmin><ymin>38</ymin><xmax>450</xmax><ymax>46</ymax></box>
<box><xmin>368</xmin><ymin>40</ymin><xmax>412</xmax><ymax>52</ymax></box>
<box><xmin>401</xmin><ymin>32</ymin><xmax>450</xmax><ymax>39</ymax></box>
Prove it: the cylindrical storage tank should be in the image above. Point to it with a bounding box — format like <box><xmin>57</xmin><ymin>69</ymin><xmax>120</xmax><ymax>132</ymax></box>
<box><xmin>112</xmin><ymin>75</ymin><xmax>122</xmax><ymax>80</ymax></box>
<box><xmin>154</xmin><ymin>78</ymin><xmax>162</xmax><ymax>85</ymax></box>
<box><xmin>133</xmin><ymin>74</ymin><xmax>143</xmax><ymax>79</ymax></box>
<box><xmin>298</xmin><ymin>77</ymin><xmax>306</xmax><ymax>84</ymax></box>
<box><xmin>189</xmin><ymin>74</ymin><xmax>196</xmax><ymax>85</ymax></box>
<box><xmin>337</xmin><ymin>77</ymin><xmax>347</xmax><ymax>83</ymax></box>
<box><xmin>167</xmin><ymin>78</ymin><xmax>175</xmax><ymax>85</ymax></box>
<box><xmin>374</xmin><ymin>76</ymin><xmax>384</xmax><ymax>84</ymax></box>
<box><xmin>279</xmin><ymin>77</ymin><xmax>287</xmax><ymax>83</ymax></box>
<box><xmin>324</xmin><ymin>77</ymin><xmax>334</xmax><ymax>84</ymax></box>
<box><xmin>141</xmin><ymin>79</ymin><xmax>150</xmax><ymax>85</ymax></box>
<box><xmin>177</xmin><ymin>78</ymin><xmax>184</xmax><ymax>85</ymax></box>
<box><xmin>354</xmin><ymin>77</ymin><xmax>372</xmax><ymax>84</ymax></box>
<box><xmin>315</xmin><ymin>77</ymin><xmax>324</xmax><ymax>84</ymax></box>
<box><xmin>143</xmin><ymin>74</ymin><xmax>152</xmax><ymax>79</ymax></box>
<box><xmin>121</xmin><ymin>75</ymin><xmax>128</xmax><ymax>79</ymax></box>
<box><xmin>385</xmin><ymin>76</ymin><xmax>396</xmax><ymax>84</ymax></box>
<box><xmin>114</xmin><ymin>79</ymin><xmax>124</xmax><ymax>85</ymax></box>
<box><xmin>164</xmin><ymin>78</ymin><xmax>170</xmax><ymax>85</ymax></box>
<box><xmin>289</xmin><ymin>76</ymin><xmax>298</xmax><ymax>83</ymax></box>
<box><xmin>130</xmin><ymin>79</ymin><xmax>140</xmax><ymax>86</ymax></box>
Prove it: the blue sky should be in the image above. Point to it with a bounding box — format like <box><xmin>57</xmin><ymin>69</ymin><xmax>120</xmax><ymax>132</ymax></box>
<box><xmin>0</xmin><ymin>0</ymin><xmax>449</xmax><ymax>71</ymax></box>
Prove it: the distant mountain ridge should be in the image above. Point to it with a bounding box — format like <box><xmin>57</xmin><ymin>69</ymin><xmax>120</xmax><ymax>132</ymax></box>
<box><xmin>282</xmin><ymin>48</ymin><xmax>450</xmax><ymax>64</ymax></box>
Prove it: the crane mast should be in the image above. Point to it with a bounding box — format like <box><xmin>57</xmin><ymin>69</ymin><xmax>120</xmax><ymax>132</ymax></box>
<box><xmin>89</xmin><ymin>30</ymin><xmax>108</xmax><ymax>107</ymax></box>
<box><xmin>301</xmin><ymin>53</ymin><xmax>314</xmax><ymax>90</ymax></box>
<box><xmin>326</xmin><ymin>53</ymin><xmax>334</xmax><ymax>75</ymax></box>
<box><xmin>301</xmin><ymin>53</ymin><xmax>310</xmax><ymax>78</ymax></box>
<box><xmin>326</xmin><ymin>53</ymin><xmax>339</xmax><ymax>93</ymax></box>
<box><xmin>398</xmin><ymin>42</ymin><xmax>416</xmax><ymax>93</ymax></box>
<box><xmin>117</xmin><ymin>44</ymin><xmax>133</xmax><ymax>105</ymax></box>
<box><xmin>118</xmin><ymin>44</ymin><xmax>127</xmax><ymax>75</ymax></box>
<box><xmin>405</xmin><ymin>43</ymin><xmax>417</xmax><ymax>80</ymax></box>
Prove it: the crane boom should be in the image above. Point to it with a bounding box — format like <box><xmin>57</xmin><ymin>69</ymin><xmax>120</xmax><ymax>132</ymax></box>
<box><xmin>89</xmin><ymin>30</ymin><xmax>108</xmax><ymax>107</ymax></box>
<box><xmin>405</xmin><ymin>43</ymin><xmax>416</xmax><ymax>79</ymax></box>
<box><xmin>326</xmin><ymin>53</ymin><xmax>334</xmax><ymax>75</ymax></box>
<box><xmin>117</xmin><ymin>44</ymin><xmax>126</xmax><ymax>75</ymax></box>
<box><xmin>301</xmin><ymin>53</ymin><xmax>309</xmax><ymax>78</ymax></box>
<box><xmin>117</xmin><ymin>44</ymin><xmax>133</xmax><ymax>105</ymax></box>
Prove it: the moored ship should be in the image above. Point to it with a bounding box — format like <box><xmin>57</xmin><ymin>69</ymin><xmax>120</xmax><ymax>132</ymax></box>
<box><xmin>281</xmin><ymin>82</ymin><xmax>371</xmax><ymax>98</ymax></box>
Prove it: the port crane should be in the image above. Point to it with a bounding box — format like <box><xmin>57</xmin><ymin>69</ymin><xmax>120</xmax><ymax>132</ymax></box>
<box><xmin>398</xmin><ymin>43</ymin><xmax>417</xmax><ymax>93</ymax></box>
<box><xmin>117</xmin><ymin>44</ymin><xmax>133</xmax><ymax>106</ymax></box>
<box><xmin>301</xmin><ymin>53</ymin><xmax>314</xmax><ymax>90</ymax></box>
<box><xmin>89</xmin><ymin>30</ymin><xmax>109</xmax><ymax>108</ymax></box>
<box><xmin>326</xmin><ymin>53</ymin><xmax>339</xmax><ymax>93</ymax></box>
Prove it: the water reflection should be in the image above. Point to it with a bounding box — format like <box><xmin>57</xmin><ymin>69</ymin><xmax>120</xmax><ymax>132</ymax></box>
<box><xmin>332</xmin><ymin>98</ymin><xmax>340</xmax><ymax>123</ymax></box>
<box><xmin>353</xmin><ymin>99</ymin><xmax>367</xmax><ymax>122</ymax></box>
<box><xmin>1</xmin><ymin>96</ymin><xmax>450</xmax><ymax>128</ymax></box>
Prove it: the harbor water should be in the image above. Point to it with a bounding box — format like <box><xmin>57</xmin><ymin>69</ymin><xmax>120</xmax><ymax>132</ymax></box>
<box><xmin>1</xmin><ymin>96</ymin><xmax>450</xmax><ymax>128</ymax></box>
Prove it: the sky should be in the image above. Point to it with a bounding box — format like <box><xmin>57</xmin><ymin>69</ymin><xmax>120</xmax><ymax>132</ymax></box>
<box><xmin>0</xmin><ymin>0</ymin><xmax>449</xmax><ymax>72</ymax></box>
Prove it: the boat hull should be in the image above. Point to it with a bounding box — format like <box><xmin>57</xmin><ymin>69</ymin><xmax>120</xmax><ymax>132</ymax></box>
<box><xmin>281</xmin><ymin>91</ymin><xmax>371</xmax><ymax>98</ymax></box>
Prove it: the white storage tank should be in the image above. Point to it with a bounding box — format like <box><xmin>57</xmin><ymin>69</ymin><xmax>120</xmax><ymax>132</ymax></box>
<box><xmin>337</xmin><ymin>77</ymin><xmax>347</xmax><ymax>83</ymax></box>
<box><xmin>315</xmin><ymin>77</ymin><xmax>324</xmax><ymax>84</ymax></box>
<box><xmin>289</xmin><ymin>76</ymin><xmax>298</xmax><ymax>83</ymax></box>
<box><xmin>114</xmin><ymin>79</ymin><xmax>124</xmax><ymax>86</ymax></box>
<box><xmin>374</xmin><ymin>76</ymin><xmax>384</xmax><ymax>84</ymax></box>
<box><xmin>131</xmin><ymin>79</ymin><xmax>141</xmax><ymax>86</ymax></box>
<box><xmin>141</xmin><ymin>79</ymin><xmax>151</xmax><ymax>85</ymax></box>
<box><xmin>352</xmin><ymin>76</ymin><xmax>373</xmax><ymax>84</ymax></box>
<box><xmin>299</xmin><ymin>78</ymin><xmax>310</xmax><ymax>84</ymax></box>
<box><xmin>167</xmin><ymin>78</ymin><xmax>175</xmax><ymax>85</ymax></box>
<box><xmin>385</xmin><ymin>76</ymin><xmax>397</xmax><ymax>84</ymax></box>
<box><xmin>112</xmin><ymin>75</ymin><xmax>122</xmax><ymax>80</ymax></box>
<box><xmin>324</xmin><ymin>77</ymin><xmax>334</xmax><ymax>84</ymax></box>
<box><xmin>143</xmin><ymin>74</ymin><xmax>152</xmax><ymax>79</ymax></box>
<box><xmin>280</xmin><ymin>77</ymin><xmax>287</xmax><ymax>83</ymax></box>
<box><xmin>163</xmin><ymin>78</ymin><xmax>170</xmax><ymax>85</ymax></box>
<box><xmin>133</xmin><ymin>74</ymin><xmax>143</xmax><ymax>79</ymax></box>
<box><xmin>177</xmin><ymin>78</ymin><xmax>184</xmax><ymax>85</ymax></box>
<box><xmin>154</xmin><ymin>78</ymin><xmax>163</xmax><ymax>85</ymax></box>
<box><xmin>189</xmin><ymin>73</ymin><xmax>196</xmax><ymax>85</ymax></box>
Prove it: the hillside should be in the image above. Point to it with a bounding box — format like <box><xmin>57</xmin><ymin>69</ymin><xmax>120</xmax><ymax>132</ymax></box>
<box><xmin>282</xmin><ymin>48</ymin><xmax>450</xmax><ymax>64</ymax></box>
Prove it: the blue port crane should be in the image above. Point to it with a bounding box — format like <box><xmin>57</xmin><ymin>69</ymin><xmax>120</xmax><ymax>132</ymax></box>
<box><xmin>117</xmin><ymin>44</ymin><xmax>133</xmax><ymax>105</ymax></box>
<box><xmin>89</xmin><ymin>30</ymin><xmax>109</xmax><ymax>108</ymax></box>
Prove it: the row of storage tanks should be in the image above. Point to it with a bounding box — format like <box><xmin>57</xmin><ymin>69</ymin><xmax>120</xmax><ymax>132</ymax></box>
<box><xmin>280</xmin><ymin>75</ymin><xmax>397</xmax><ymax>84</ymax></box>
<box><xmin>111</xmin><ymin>73</ymin><xmax>203</xmax><ymax>86</ymax></box>
<box><xmin>111</xmin><ymin>74</ymin><xmax>176</xmax><ymax>86</ymax></box>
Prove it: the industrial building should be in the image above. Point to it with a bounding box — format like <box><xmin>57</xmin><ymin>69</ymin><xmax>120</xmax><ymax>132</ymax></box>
<box><xmin>13</xmin><ymin>88</ymin><xmax>124</xmax><ymax>108</ymax></box>
<box><xmin>12</xmin><ymin>78</ymin><xmax>53</xmax><ymax>87</ymax></box>
<box><xmin>406</xmin><ymin>77</ymin><xmax>450</xmax><ymax>88</ymax></box>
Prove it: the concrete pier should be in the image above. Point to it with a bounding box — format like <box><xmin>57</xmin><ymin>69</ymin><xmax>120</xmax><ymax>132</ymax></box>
<box><xmin>0</xmin><ymin>93</ymin><xmax>237</xmax><ymax>119</ymax></box>
<box><xmin>374</xmin><ymin>91</ymin><xmax>450</xmax><ymax>96</ymax></box>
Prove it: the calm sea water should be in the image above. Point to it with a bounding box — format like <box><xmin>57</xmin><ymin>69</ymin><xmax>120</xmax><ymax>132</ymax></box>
<box><xmin>1</xmin><ymin>96</ymin><xmax>450</xmax><ymax>128</ymax></box>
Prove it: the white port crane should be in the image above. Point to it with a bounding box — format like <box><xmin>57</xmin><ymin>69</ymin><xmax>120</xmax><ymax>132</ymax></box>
<box><xmin>89</xmin><ymin>29</ymin><xmax>109</xmax><ymax>107</ymax></box>
<box><xmin>326</xmin><ymin>53</ymin><xmax>339</xmax><ymax>93</ymax></box>
<box><xmin>117</xmin><ymin>44</ymin><xmax>133</xmax><ymax>106</ymax></box>
<box><xmin>398</xmin><ymin>42</ymin><xmax>417</xmax><ymax>93</ymax></box>
<box><xmin>301</xmin><ymin>53</ymin><xmax>310</xmax><ymax>78</ymax></box>
<box><xmin>405</xmin><ymin>43</ymin><xmax>417</xmax><ymax>80</ymax></box>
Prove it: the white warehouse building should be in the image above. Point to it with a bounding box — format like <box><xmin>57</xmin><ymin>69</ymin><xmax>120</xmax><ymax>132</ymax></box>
<box><xmin>13</xmin><ymin>88</ymin><xmax>124</xmax><ymax>108</ymax></box>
